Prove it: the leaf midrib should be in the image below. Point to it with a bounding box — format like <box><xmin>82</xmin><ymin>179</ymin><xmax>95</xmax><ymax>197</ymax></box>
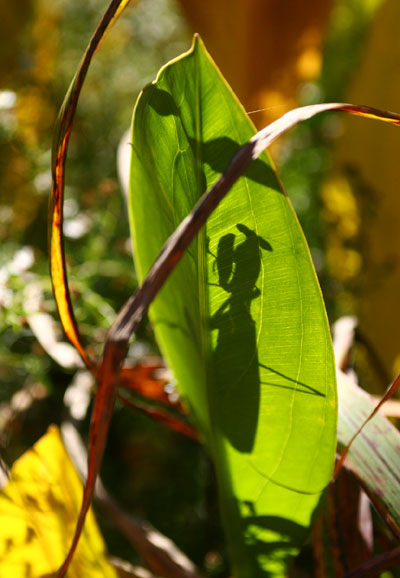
<box><xmin>194</xmin><ymin>46</ymin><xmax>212</xmax><ymax>444</ymax></box>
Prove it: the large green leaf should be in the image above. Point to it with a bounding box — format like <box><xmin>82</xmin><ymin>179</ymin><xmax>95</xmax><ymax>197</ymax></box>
<box><xmin>128</xmin><ymin>36</ymin><xmax>337</xmax><ymax>577</ymax></box>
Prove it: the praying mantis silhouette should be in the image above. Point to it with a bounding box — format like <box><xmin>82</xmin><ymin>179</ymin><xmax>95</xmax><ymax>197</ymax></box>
<box><xmin>210</xmin><ymin>224</ymin><xmax>272</xmax><ymax>452</ymax></box>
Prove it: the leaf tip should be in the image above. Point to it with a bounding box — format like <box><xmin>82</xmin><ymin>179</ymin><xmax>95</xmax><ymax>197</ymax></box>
<box><xmin>191</xmin><ymin>32</ymin><xmax>204</xmax><ymax>52</ymax></box>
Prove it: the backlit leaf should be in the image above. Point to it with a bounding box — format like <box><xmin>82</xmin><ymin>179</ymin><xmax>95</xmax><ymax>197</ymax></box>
<box><xmin>128</xmin><ymin>35</ymin><xmax>337</xmax><ymax>577</ymax></box>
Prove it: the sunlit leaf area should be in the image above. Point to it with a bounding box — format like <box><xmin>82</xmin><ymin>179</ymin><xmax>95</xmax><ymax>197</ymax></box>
<box><xmin>1</xmin><ymin>0</ymin><xmax>400</xmax><ymax>576</ymax></box>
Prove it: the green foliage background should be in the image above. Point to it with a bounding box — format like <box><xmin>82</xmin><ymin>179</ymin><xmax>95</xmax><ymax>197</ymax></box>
<box><xmin>0</xmin><ymin>0</ymin><xmax>389</xmax><ymax>575</ymax></box>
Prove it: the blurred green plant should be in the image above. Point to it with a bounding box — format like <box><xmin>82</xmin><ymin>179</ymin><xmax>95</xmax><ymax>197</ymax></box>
<box><xmin>0</xmin><ymin>0</ymin><xmax>216</xmax><ymax>568</ymax></box>
<box><xmin>2</xmin><ymin>1</ymin><xmax>400</xmax><ymax>578</ymax></box>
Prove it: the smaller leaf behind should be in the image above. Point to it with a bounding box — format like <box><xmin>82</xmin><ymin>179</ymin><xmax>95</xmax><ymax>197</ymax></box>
<box><xmin>337</xmin><ymin>370</ymin><xmax>400</xmax><ymax>538</ymax></box>
<box><xmin>335</xmin><ymin>371</ymin><xmax>400</xmax><ymax>477</ymax></box>
<box><xmin>0</xmin><ymin>426</ymin><xmax>117</xmax><ymax>578</ymax></box>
